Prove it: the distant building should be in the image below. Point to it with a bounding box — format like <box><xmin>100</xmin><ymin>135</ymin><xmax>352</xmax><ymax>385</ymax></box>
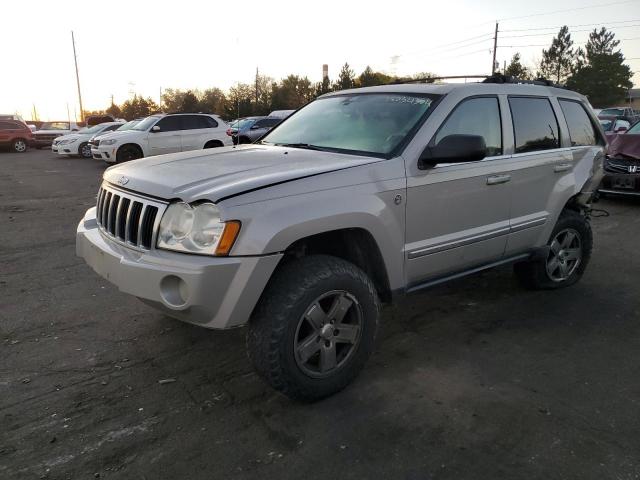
<box><xmin>615</xmin><ymin>88</ymin><xmax>640</xmax><ymax>109</ymax></box>
<box><xmin>322</xmin><ymin>64</ymin><xmax>328</xmax><ymax>80</ymax></box>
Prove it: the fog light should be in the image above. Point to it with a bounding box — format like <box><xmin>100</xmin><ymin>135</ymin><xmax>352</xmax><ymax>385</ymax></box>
<box><xmin>160</xmin><ymin>275</ymin><xmax>189</xmax><ymax>308</ymax></box>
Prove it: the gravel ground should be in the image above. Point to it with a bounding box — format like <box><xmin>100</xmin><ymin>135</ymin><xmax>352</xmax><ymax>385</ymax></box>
<box><xmin>1</xmin><ymin>148</ymin><xmax>639</xmax><ymax>480</ymax></box>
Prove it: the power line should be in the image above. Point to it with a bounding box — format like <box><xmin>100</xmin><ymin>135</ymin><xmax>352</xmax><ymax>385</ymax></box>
<box><xmin>498</xmin><ymin>0</ymin><xmax>638</xmax><ymax>22</ymax></box>
<box><xmin>501</xmin><ymin>18</ymin><xmax>640</xmax><ymax>32</ymax></box>
<box><xmin>499</xmin><ymin>36</ymin><xmax>640</xmax><ymax>48</ymax></box>
<box><xmin>402</xmin><ymin>32</ymin><xmax>494</xmax><ymax>58</ymax></box>
<box><xmin>501</xmin><ymin>24</ymin><xmax>640</xmax><ymax>38</ymax></box>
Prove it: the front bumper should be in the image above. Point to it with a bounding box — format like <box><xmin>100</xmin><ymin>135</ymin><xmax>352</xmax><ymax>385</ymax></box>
<box><xmin>56</xmin><ymin>143</ymin><xmax>78</xmax><ymax>155</ymax></box>
<box><xmin>599</xmin><ymin>157</ymin><xmax>640</xmax><ymax>196</ymax></box>
<box><xmin>76</xmin><ymin>207</ymin><xmax>283</xmax><ymax>329</ymax></box>
<box><xmin>91</xmin><ymin>145</ymin><xmax>117</xmax><ymax>162</ymax></box>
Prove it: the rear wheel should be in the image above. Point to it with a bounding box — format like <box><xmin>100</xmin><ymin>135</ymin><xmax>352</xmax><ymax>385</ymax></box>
<box><xmin>12</xmin><ymin>138</ymin><xmax>27</xmax><ymax>153</ymax></box>
<box><xmin>247</xmin><ymin>255</ymin><xmax>380</xmax><ymax>401</ymax></box>
<box><xmin>514</xmin><ymin>209</ymin><xmax>592</xmax><ymax>289</ymax></box>
<box><xmin>79</xmin><ymin>142</ymin><xmax>92</xmax><ymax>158</ymax></box>
<box><xmin>116</xmin><ymin>144</ymin><xmax>142</xmax><ymax>163</ymax></box>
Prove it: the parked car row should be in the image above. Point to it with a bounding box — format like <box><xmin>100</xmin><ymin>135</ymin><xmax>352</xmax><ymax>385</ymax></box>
<box><xmin>226</xmin><ymin>110</ymin><xmax>294</xmax><ymax>144</ymax></box>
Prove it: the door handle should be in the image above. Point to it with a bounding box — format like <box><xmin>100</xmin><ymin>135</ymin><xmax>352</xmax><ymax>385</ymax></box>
<box><xmin>486</xmin><ymin>174</ymin><xmax>511</xmax><ymax>185</ymax></box>
<box><xmin>554</xmin><ymin>163</ymin><xmax>572</xmax><ymax>173</ymax></box>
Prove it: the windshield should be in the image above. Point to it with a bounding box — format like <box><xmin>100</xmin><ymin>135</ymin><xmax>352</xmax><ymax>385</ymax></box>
<box><xmin>262</xmin><ymin>93</ymin><xmax>438</xmax><ymax>157</ymax></box>
<box><xmin>132</xmin><ymin>116</ymin><xmax>161</xmax><ymax>131</ymax></box>
<box><xmin>601</xmin><ymin>108</ymin><xmax>625</xmax><ymax>116</ymax></box>
<box><xmin>40</xmin><ymin>122</ymin><xmax>70</xmax><ymax>130</ymax></box>
<box><xmin>599</xmin><ymin>119</ymin><xmax>613</xmax><ymax>131</ymax></box>
<box><xmin>627</xmin><ymin>122</ymin><xmax>640</xmax><ymax>134</ymax></box>
<box><xmin>83</xmin><ymin>124</ymin><xmax>109</xmax><ymax>134</ymax></box>
<box><xmin>236</xmin><ymin>118</ymin><xmax>257</xmax><ymax>130</ymax></box>
<box><xmin>117</xmin><ymin>120</ymin><xmax>139</xmax><ymax>131</ymax></box>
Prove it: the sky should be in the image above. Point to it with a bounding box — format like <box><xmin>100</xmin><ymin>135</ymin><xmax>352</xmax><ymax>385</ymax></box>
<box><xmin>2</xmin><ymin>0</ymin><xmax>639</xmax><ymax>120</ymax></box>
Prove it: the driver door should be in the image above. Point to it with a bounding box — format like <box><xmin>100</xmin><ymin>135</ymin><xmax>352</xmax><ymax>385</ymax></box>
<box><xmin>148</xmin><ymin>116</ymin><xmax>183</xmax><ymax>156</ymax></box>
<box><xmin>404</xmin><ymin>96</ymin><xmax>512</xmax><ymax>287</ymax></box>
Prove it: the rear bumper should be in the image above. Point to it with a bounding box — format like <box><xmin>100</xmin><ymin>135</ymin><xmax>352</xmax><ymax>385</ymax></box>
<box><xmin>76</xmin><ymin>207</ymin><xmax>283</xmax><ymax>329</ymax></box>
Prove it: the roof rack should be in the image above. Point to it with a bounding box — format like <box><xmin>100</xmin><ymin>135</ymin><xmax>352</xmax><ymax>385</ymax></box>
<box><xmin>390</xmin><ymin>73</ymin><xmax>564</xmax><ymax>88</ymax></box>
<box><xmin>482</xmin><ymin>74</ymin><xmax>564</xmax><ymax>88</ymax></box>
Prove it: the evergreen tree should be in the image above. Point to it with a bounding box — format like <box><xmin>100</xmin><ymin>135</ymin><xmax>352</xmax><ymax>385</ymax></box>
<box><xmin>335</xmin><ymin>62</ymin><xmax>355</xmax><ymax>90</ymax></box>
<box><xmin>504</xmin><ymin>53</ymin><xmax>531</xmax><ymax>79</ymax></box>
<box><xmin>357</xmin><ymin>66</ymin><xmax>392</xmax><ymax>87</ymax></box>
<box><xmin>566</xmin><ymin>28</ymin><xmax>633</xmax><ymax>107</ymax></box>
<box><xmin>538</xmin><ymin>26</ymin><xmax>576</xmax><ymax>83</ymax></box>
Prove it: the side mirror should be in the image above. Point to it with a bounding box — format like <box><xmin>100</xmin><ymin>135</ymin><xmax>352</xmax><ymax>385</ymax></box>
<box><xmin>615</xmin><ymin>126</ymin><xmax>628</xmax><ymax>133</ymax></box>
<box><xmin>72</xmin><ymin>128</ymin><xmax>79</xmax><ymax>132</ymax></box>
<box><xmin>250</xmin><ymin>125</ymin><xmax>262</xmax><ymax>130</ymax></box>
<box><xmin>151</xmin><ymin>125</ymin><xmax>161</xmax><ymax>132</ymax></box>
<box><xmin>418</xmin><ymin>134</ymin><xmax>487</xmax><ymax>169</ymax></box>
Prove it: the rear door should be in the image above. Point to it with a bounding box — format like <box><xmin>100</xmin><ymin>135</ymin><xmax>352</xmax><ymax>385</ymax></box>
<box><xmin>503</xmin><ymin>96</ymin><xmax>570</xmax><ymax>254</ymax></box>
<box><xmin>180</xmin><ymin>115</ymin><xmax>210</xmax><ymax>151</ymax></box>
<box><xmin>148</xmin><ymin>116</ymin><xmax>183</xmax><ymax>156</ymax></box>
<box><xmin>0</xmin><ymin>121</ymin><xmax>13</xmax><ymax>143</ymax></box>
<box><xmin>405</xmin><ymin>96</ymin><xmax>512</xmax><ymax>286</ymax></box>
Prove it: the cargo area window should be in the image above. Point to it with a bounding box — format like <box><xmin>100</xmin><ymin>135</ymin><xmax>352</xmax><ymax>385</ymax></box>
<box><xmin>509</xmin><ymin>97</ymin><xmax>560</xmax><ymax>153</ymax></box>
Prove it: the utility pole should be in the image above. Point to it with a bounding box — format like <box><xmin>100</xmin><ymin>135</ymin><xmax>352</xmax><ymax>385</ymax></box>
<box><xmin>71</xmin><ymin>31</ymin><xmax>84</xmax><ymax>122</ymax></box>
<box><xmin>255</xmin><ymin>67</ymin><xmax>259</xmax><ymax>107</ymax></box>
<box><xmin>159</xmin><ymin>87</ymin><xmax>162</xmax><ymax>110</ymax></box>
<box><xmin>491</xmin><ymin>22</ymin><xmax>499</xmax><ymax>74</ymax></box>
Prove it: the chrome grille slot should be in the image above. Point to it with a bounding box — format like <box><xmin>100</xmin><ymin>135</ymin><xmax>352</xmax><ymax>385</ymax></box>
<box><xmin>94</xmin><ymin>183</ymin><xmax>166</xmax><ymax>251</ymax></box>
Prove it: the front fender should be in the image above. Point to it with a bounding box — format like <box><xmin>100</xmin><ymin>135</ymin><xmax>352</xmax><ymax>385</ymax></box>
<box><xmin>224</xmin><ymin>179</ymin><xmax>407</xmax><ymax>291</ymax></box>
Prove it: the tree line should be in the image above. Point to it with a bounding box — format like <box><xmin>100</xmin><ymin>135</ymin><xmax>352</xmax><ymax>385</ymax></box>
<box><xmin>86</xmin><ymin>25</ymin><xmax>633</xmax><ymax>120</ymax></box>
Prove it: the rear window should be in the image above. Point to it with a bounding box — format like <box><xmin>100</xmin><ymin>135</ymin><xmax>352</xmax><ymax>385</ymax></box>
<box><xmin>509</xmin><ymin>97</ymin><xmax>560</xmax><ymax>153</ymax></box>
<box><xmin>559</xmin><ymin>99</ymin><xmax>597</xmax><ymax>146</ymax></box>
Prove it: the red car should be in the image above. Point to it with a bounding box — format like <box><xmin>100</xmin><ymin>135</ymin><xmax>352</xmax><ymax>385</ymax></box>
<box><xmin>0</xmin><ymin>119</ymin><xmax>33</xmax><ymax>153</ymax></box>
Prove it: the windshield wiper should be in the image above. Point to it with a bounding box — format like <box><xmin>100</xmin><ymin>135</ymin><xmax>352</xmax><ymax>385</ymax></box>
<box><xmin>272</xmin><ymin>142</ymin><xmax>327</xmax><ymax>151</ymax></box>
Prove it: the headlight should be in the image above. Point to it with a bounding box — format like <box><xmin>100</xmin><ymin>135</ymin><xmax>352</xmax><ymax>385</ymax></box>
<box><xmin>157</xmin><ymin>202</ymin><xmax>240</xmax><ymax>255</ymax></box>
<box><xmin>60</xmin><ymin>138</ymin><xmax>77</xmax><ymax>145</ymax></box>
<box><xmin>102</xmin><ymin>139</ymin><xmax>118</xmax><ymax>145</ymax></box>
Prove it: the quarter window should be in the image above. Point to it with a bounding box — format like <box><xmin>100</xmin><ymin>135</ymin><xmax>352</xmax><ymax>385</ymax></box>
<box><xmin>435</xmin><ymin>97</ymin><xmax>502</xmax><ymax>156</ymax></box>
<box><xmin>559</xmin><ymin>99</ymin><xmax>597</xmax><ymax>146</ymax></box>
<box><xmin>509</xmin><ymin>97</ymin><xmax>560</xmax><ymax>153</ymax></box>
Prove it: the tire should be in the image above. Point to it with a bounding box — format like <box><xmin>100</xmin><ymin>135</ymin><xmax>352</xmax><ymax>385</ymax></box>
<box><xmin>12</xmin><ymin>138</ymin><xmax>28</xmax><ymax>153</ymax></box>
<box><xmin>204</xmin><ymin>140</ymin><xmax>223</xmax><ymax>149</ymax></box>
<box><xmin>116</xmin><ymin>144</ymin><xmax>142</xmax><ymax>163</ymax></box>
<box><xmin>78</xmin><ymin>142</ymin><xmax>92</xmax><ymax>158</ymax></box>
<box><xmin>246</xmin><ymin>255</ymin><xmax>380</xmax><ymax>401</ymax></box>
<box><xmin>238</xmin><ymin>136</ymin><xmax>251</xmax><ymax>145</ymax></box>
<box><xmin>514</xmin><ymin>209</ymin><xmax>592</xmax><ymax>290</ymax></box>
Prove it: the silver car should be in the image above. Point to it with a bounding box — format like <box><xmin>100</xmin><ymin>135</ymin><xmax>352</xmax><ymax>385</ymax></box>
<box><xmin>232</xmin><ymin>116</ymin><xmax>282</xmax><ymax>144</ymax></box>
<box><xmin>77</xmin><ymin>80</ymin><xmax>604</xmax><ymax>400</ymax></box>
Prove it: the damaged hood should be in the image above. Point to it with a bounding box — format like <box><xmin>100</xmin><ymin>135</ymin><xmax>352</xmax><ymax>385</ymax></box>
<box><xmin>103</xmin><ymin>145</ymin><xmax>381</xmax><ymax>202</ymax></box>
<box><xmin>608</xmin><ymin>134</ymin><xmax>640</xmax><ymax>160</ymax></box>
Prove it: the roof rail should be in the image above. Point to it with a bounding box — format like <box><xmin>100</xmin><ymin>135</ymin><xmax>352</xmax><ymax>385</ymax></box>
<box><xmin>482</xmin><ymin>74</ymin><xmax>564</xmax><ymax>88</ymax></box>
<box><xmin>390</xmin><ymin>75</ymin><xmax>487</xmax><ymax>85</ymax></box>
<box><xmin>389</xmin><ymin>73</ymin><xmax>565</xmax><ymax>88</ymax></box>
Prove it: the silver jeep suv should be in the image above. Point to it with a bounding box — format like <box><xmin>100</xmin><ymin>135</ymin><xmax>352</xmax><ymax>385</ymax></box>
<box><xmin>77</xmin><ymin>80</ymin><xmax>605</xmax><ymax>401</ymax></box>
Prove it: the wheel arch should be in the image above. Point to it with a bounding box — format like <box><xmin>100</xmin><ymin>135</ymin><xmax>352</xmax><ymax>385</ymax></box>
<box><xmin>278</xmin><ymin>228</ymin><xmax>392</xmax><ymax>303</ymax></box>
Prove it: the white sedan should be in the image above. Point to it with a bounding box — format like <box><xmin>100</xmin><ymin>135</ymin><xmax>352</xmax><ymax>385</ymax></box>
<box><xmin>53</xmin><ymin>122</ymin><xmax>124</xmax><ymax>158</ymax></box>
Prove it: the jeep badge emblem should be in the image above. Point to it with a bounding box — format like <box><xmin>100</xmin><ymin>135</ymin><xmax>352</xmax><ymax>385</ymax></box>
<box><xmin>117</xmin><ymin>176</ymin><xmax>129</xmax><ymax>186</ymax></box>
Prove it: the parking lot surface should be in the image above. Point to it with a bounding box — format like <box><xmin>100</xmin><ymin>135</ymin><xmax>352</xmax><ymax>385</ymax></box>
<box><xmin>1</xmin><ymin>149</ymin><xmax>639</xmax><ymax>479</ymax></box>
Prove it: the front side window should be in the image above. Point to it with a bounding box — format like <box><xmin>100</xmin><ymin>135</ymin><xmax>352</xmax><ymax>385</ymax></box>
<box><xmin>155</xmin><ymin>116</ymin><xmax>183</xmax><ymax>132</ymax></box>
<box><xmin>509</xmin><ymin>97</ymin><xmax>560</xmax><ymax>153</ymax></box>
<box><xmin>559</xmin><ymin>99</ymin><xmax>597</xmax><ymax>146</ymax></box>
<box><xmin>263</xmin><ymin>93</ymin><xmax>439</xmax><ymax>157</ymax></box>
<box><xmin>132</xmin><ymin>116</ymin><xmax>162</xmax><ymax>131</ymax></box>
<box><xmin>434</xmin><ymin>97</ymin><xmax>502</xmax><ymax>156</ymax></box>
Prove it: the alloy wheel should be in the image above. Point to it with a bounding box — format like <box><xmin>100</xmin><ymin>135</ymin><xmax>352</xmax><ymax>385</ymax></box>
<box><xmin>546</xmin><ymin>228</ymin><xmax>582</xmax><ymax>282</ymax></box>
<box><xmin>14</xmin><ymin>140</ymin><xmax>26</xmax><ymax>152</ymax></box>
<box><xmin>294</xmin><ymin>290</ymin><xmax>362</xmax><ymax>378</ymax></box>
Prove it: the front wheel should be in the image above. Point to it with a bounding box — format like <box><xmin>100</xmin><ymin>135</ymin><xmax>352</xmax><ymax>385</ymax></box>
<box><xmin>116</xmin><ymin>145</ymin><xmax>142</xmax><ymax>163</ymax></box>
<box><xmin>12</xmin><ymin>138</ymin><xmax>27</xmax><ymax>153</ymax></box>
<box><xmin>246</xmin><ymin>255</ymin><xmax>380</xmax><ymax>401</ymax></box>
<box><xmin>514</xmin><ymin>209</ymin><xmax>592</xmax><ymax>289</ymax></box>
<box><xmin>79</xmin><ymin>142</ymin><xmax>92</xmax><ymax>158</ymax></box>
